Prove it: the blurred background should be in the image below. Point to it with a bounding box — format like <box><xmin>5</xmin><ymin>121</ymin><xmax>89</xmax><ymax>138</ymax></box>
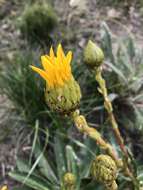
<box><xmin>0</xmin><ymin>0</ymin><xmax>143</xmax><ymax>189</ymax></box>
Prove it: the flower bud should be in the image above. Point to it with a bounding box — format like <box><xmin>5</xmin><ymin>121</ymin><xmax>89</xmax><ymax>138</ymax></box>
<box><xmin>63</xmin><ymin>172</ymin><xmax>76</xmax><ymax>189</ymax></box>
<box><xmin>91</xmin><ymin>154</ymin><xmax>117</xmax><ymax>189</ymax></box>
<box><xmin>84</xmin><ymin>40</ymin><xmax>104</xmax><ymax>68</ymax></box>
<box><xmin>45</xmin><ymin>76</ymin><xmax>81</xmax><ymax>114</ymax></box>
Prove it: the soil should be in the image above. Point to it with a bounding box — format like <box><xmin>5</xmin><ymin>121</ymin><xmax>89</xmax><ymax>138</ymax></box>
<box><xmin>0</xmin><ymin>0</ymin><xmax>143</xmax><ymax>189</ymax></box>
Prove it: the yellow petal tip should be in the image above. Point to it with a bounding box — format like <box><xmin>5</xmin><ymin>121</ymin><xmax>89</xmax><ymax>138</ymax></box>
<box><xmin>30</xmin><ymin>44</ymin><xmax>73</xmax><ymax>88</ymax></box>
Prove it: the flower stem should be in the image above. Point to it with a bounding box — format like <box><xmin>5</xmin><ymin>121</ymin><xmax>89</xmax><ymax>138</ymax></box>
<box><xmin>72</xmin><ymin>110</ymin><xmax>139</xmax><ymax>189</ymax></box>
<box><xmin>71</xmin><ymin>110</ymin><xmax>121</xmax><ymax>167</ymax></box>
<box><xmin>94</xmin><ymin>67</ymin><xmax>139</xmax><ymax>188</ymax></box>
<box><xmin>95</xmin><ymin>67</ymin><xmax>128</xmax><ymax>158</ymax></box>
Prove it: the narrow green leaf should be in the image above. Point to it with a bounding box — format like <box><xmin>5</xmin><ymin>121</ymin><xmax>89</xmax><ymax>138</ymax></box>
<box><xmin>16</xmin><ymin>159</ymin><xmax>31</xmax><ymax>173</ymax></box>
<box><xmin>54</xmin><ymin>132</ymin><xmax>66</xmax><ymax>181</ymax></box>
<box><xmin>66</xmin><ymin>145</ymin><xmax>80</xmax><ymax>188</ymax></box>
<box><xmin>100</xmin><ymin>22</ymin><xmax>115</xmax><ymax>64</ymax></box>
<box><xmin>127</xmin><ymin>37</ymin><xmax>135</xmax><ymax>60</ymax></box>
<box><xmin>29</xmin><ymin>120</ymin><xmax>39</xmax><ymax>165</ymax></box>
<box><xmin>9</xmin><ymin>172</ymin><xmax>50</xmax><ymax>190</ymax></box>
<box><xmin>34</xmin><ymin>142</ymin><xmax>58</xmax><ymax>183</ymax></box>
<box><xmin>13</xmin><ymin>187</ymin><xmax>32</xmax><ymax>190</ymax></box>
<box><xmin>66</xmin><ymin>145</ymin><xmax>79</xmax><ymax>173</ymax></box>
<box><xmin>105</xmin><ymin>61</ymin><xmax>127</xmax><ymax>83</ymax></box>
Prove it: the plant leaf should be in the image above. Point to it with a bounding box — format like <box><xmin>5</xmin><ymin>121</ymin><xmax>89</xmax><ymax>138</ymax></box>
<box><xmin>9</xmin><ymin>172</ymin><xmax>50</xmax><ymax>190</ymax></box>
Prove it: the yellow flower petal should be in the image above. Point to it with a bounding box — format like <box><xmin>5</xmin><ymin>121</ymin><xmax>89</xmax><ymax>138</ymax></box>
<box><xmin>41</xmin><ymin>56</ymin><xmax>53</xmax><ymax>71</ymax></box>
<box><xmin>57</xmin><ymin>43</ymin><xmax>65</xmax><ymax>60</ymax></box>
<box><xmin>31</xmin><ymin>44</ymin><xmax>72</xmax><ymax>88</ymax></box>
<box><xmin>66</xmin><ymin>51</ymin><xmax>72</xmax><ymax>65</ymax></box>
<box><xmin>30</xmin><ymin>65</ymin><xmax>50</xmax><ymax>82</ymax></box>
<box><xmin>50</xmin><ymin>46</ymin><xmax>55</xmax><ymax>62</ymax></box>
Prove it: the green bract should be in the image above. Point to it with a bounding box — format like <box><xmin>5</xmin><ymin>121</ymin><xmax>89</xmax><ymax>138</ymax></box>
<box><xmin>91</xmin><ymin>154</ymin><xmax>117</xmax><ymax>184</ymax></box>
<box><xmin>84</xmin><ymin>40</ymin><xmax>104</xmax><ymax>68</ymax></box>
<box><xmin>45</xmin><ymin>77</ymin><xmax>81</xmax><ymax>114</ymax></box>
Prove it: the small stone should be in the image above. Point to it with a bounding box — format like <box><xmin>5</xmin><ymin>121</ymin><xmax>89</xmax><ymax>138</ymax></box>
<box><xmin>107</xmin><ymin>8</ymin><xmax>121</xmax><ymax>19</ymax></box>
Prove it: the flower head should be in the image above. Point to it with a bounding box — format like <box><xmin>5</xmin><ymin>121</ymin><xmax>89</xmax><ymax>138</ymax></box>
<box><xmin>63</xmin><ymin>172</ymin><xmax>76</xmax><ymax>189</ymax></box>
<box><xmin>30</xmin><ymin>44</ymin><xmax>72</xmax><ymax>88</ymax></box>
<box><xmin>91</xmin><ymin>154</ymin><xmax>117</xmax><ymax>190</ymax></box>
<box><xmin>31</xmin><ymin>44</ymin><xmax>81</xmax><ymax>114</ymax></box>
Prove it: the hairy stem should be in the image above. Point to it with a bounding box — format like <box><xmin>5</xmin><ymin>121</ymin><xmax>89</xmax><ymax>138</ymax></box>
<box><xmin>95</xmin><ymin>67</ymin><xmax>128</xmax><ymax>157</ymax></box>
<box><xmin>71</xmin><ymin>110</ymin><xmax>121</xmax><ymax>167</ymax></box>
<box><xmin>95</xmin><ymin>67</ymin><xmax>139</xmax><ymax>188</ymax></box>
<box><xmin>72</xmin><ymin>109</ymin><xmax>139</xmax><ymax>188</ymax></box>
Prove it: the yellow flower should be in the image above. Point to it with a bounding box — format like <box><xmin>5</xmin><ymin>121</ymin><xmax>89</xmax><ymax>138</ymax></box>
<box><xmin>0</xmin><ymin>185</ymin><xmax>8</xmax><ymax>190</ymax></box>
<box><xmin>31</xmin><ymin>44</ymin><xmax>81</xmax><ymax>114</ymax></box>
<box><xmin>30</xmin><ymin>44</ymin><xmax>72</xmax><ymax>88</ymax></box>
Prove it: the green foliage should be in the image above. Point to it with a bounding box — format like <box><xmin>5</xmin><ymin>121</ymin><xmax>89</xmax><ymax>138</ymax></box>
<box><xmin>9</xmin><ymin>122</ymin><xmax>143</xmax><ymax>189</ymax></box>
<box><xmin>9</xmin><ymin>122</ymin><xmax>101</xmax><ymax>190</ymax></box>
<box><xmin>1</xmin><ymin>13</ymin><xmax>143</xmax><ymax>188</ymax></box>
<box><xmin>100</xmin><ymin>22</ymin><xmax>143</xmax><ymax>131</ymax></box>
<box><xmin>0</xmin><ymin>50</ymin><xmax>46</xmax><ymax>123</ymax></box>
<box><xmin>18</xmin><ymin>1</ymin><xmax>58</xmax><ymax>45</ymax></box>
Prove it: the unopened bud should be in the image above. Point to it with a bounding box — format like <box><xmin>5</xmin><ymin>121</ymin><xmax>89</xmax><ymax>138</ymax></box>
<box><xmin>84</xmin><ymin>40</ymin><xmax>104</xmax><ymax>68</ymax></box>
<box><xmin>91</xmin><ymin>154</ymin><xmax>117</xmax><ymax>189</ymax></box>
<box><xmin>63</xmin><ymin>172</ymin><xmax>76</xmax><ymax>189</ymax></box>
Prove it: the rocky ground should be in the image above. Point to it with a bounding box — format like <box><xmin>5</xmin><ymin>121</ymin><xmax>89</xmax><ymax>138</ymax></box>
<box><xmin>0</xmin><ymin>0</ymin><xmax>143</xmax><ymax>189</ymax></box>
